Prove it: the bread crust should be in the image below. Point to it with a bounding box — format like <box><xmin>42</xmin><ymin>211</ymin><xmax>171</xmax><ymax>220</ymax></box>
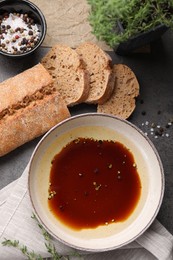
<box><xmin>0</xmin><ymin>63</ymin><xmax>53</xmax><ymax>112</ymax></box>
<box><xmin>0</xmin><ymin>92</ymin><xmax>70</xmax><ymax>157</ymax></box>
<box><xmin>97</xmin><ymin>64</ymin><xmax>139</xmax><ymax>119</ymax></box>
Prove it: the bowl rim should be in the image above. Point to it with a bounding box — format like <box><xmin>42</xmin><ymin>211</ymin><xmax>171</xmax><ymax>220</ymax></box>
<box><xmin>0</xmin><ymin>0</ymin><xmax>47</xmax><ymax>57</ymax></box>
<box><xmin>28</xmin><ymin>113</ymin><xmax>165</xmax><ymax>252</ymax></box>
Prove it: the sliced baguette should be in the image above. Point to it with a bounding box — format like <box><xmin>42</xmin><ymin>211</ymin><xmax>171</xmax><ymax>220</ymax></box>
<box><xmin>0</xmin><ymin>92</ymin><xmax>70</xmax><ymax>157</ymax></box>
<box><xmin>97</xmin><ymin>64</ymin><xmax>139</xmax><ymax>119</ymax></box>
<box><xmin>41</xmin><ymin>44</ymin><xmax>90</xmax><ymax>106</ymax></box>
<box><xmin>76</xmin><ymin>42</ymin><xmax>115</xmax><ymax>104</ymax></box>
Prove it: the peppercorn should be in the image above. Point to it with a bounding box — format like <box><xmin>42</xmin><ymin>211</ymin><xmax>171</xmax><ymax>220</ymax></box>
<box><xmin>94</xmin><ymin>168</ymin><xmax>99</xmax><ymax>174</ymax></box>
<box><xmin>28</xmin><ymin>30</ymin><xmax>33</xmax><ymax>35</ymax></box>
<box><xmin>21</xmin><ymin>37</ymin><xmax>27</xmax><ymax>45</ymax></box>
<box><xmin>155</xmin><ymin>130</ymin><xmax>162</xmax><ymax>136</ymax></box>
<box><xmin>157</xmin><ymin>110</ymin><xmax>161</xmax><ymax>115</ymax></box>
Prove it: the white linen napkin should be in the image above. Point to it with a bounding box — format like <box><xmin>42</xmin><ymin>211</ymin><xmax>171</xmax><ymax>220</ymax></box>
<box><xmin>0</xmin><ymin>164</ymin><xmax>173</xmax><ymax>260</ymax></box>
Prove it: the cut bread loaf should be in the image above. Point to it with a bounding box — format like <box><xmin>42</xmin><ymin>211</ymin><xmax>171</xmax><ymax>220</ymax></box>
<box><xmin>97</xmin><ymin>64</ymin><xmax>139</xmax><ymax>119</ymax></box>
<box><xmin>0</xmin><ymin>92</ymin><xmax>70</xmax><ymax>157</ymax></box>
<box><xmin>0</xmin><ymin>64</ymin><xmax>70</xmax><ymax>157</ymax></box>
<box><xmin>41</xmin><ymin>44</ymin><xmax>90</xmax><ymax>106</ymax></box>
<box><xmin>76</xmin><ymin>42</ymin><xmax>115</xmax><ymax>104</ymax></box>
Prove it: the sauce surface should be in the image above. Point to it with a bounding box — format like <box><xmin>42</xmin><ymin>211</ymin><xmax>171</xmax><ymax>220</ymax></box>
<box><xmin>48</xmin><ymin>138</ymin><xmax>141</xmax><ymax>230</ymax></box>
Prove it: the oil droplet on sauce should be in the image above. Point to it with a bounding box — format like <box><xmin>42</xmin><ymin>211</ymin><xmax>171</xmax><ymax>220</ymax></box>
<box><xmin>48</xmin><ymin>138</ymin><xmax>141</xmax><ymax>230</ymax></box>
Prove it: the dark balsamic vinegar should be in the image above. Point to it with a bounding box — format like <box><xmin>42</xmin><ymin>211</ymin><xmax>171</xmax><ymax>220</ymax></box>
<box><xmin>48</xmin><ymin>138</ymin><xmax>141</xmax><ymax>230</ymax></box>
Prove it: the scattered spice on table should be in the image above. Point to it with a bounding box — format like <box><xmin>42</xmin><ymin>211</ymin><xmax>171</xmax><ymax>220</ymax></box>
<box><xmin>141</xmin><ymin>119</ymin><xmax>172</xmax><ymax>139</ymax></box>
<box><xmin>137</xmin><ymin>98</ymin><xmax>172</xmax><ymax>139</ymax></box>
<box><xmin>0</xmin><ymin>12</ymin><xmax>40</xmax><ymax>54</ymax></box>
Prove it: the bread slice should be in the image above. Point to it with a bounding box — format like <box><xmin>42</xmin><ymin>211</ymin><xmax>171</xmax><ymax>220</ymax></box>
<box><xmin>76</xmin><ymin>42</ymin><xmax>115</xmax><ymax>104</ymax></box>
<box><xmin>0</xmin><ymin>92</ymin><xmax>70</xmax><ymax>157</ymax></box>
<box><xmin>97</xmin><ymin>64</ymin><xmax>139</xmax><ymax>119</ymax></box>
<box><xmin>41</xmin><ymin>44</ymin><xmax>90</xmax><ymax>106</ymax></box>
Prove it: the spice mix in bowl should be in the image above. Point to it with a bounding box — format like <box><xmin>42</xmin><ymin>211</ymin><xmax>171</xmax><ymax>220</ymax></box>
<box><xmin>0</xmin><ymin>0</ymin><xmax>46</xmax><ymax>57</ymax></box>
<box><xmin>28</xmin><ymin>113</ymin><xmax>164</xmax><ymax>252</ymax></box>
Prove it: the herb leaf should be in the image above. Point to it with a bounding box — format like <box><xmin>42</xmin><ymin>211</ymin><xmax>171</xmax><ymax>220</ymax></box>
<box><xmin>87</xmin><ymin>0</ymin><xmax>173</xmax><ymax>47</ymax></box>
<box><xmin>2</xmin><ymin>213</ymin><xmax>81</xmax><ymax>260</ymax></box>
<box><xmin>2</xmin><ymin>238</ymin><xmax>43</xmax><ymax>260</ymax></box>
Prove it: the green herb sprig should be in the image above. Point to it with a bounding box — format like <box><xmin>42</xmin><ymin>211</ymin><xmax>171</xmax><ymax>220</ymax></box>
<box><xmin>87</xmin><ymin>0</ymin><xmax>173</xmax><ymax>47</ymax></box>
<box><xmin>2</xmin><ymin>239</ymin><xmax>43</xmax><ymax>260</ymax></box>
<box><xmin>2</xmin><ymin>213</ymin><xmax>81</xmax><ymax>260</ymax></box>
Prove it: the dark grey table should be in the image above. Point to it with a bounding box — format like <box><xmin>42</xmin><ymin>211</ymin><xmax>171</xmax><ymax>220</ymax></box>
<box><xmin>0</xmin><ymin>30</ymin><xmax>173</xmax><ymax>235</ymax></box>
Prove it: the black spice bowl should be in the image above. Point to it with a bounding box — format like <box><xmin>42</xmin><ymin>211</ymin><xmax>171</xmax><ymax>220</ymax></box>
<box><xmin>0</xmin><ymin>0</ymin><xmax>47</xmax><ymax>58</ymax></box>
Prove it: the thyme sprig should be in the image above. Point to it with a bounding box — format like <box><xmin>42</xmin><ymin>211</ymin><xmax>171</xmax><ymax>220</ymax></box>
<box><xmin>31</xmin><ymin>214</ymin><xmax>66</xmax><ymax>260</ymax></box>
<box><xmin>2</xmin><ymin>239</ymin><xmax>43</xmax><ymax>260</ymax></box>
<box><xmin>1</xmin><ymin>213</ymin><xmax>81</xmax><ymax>260</ymax></box>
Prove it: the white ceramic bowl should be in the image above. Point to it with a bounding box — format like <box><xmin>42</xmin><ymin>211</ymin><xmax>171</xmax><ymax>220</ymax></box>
<box><xmin>28</xmin><ymin>113</ymin><xmax>164</xmax><ymax>252</ymax></box>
